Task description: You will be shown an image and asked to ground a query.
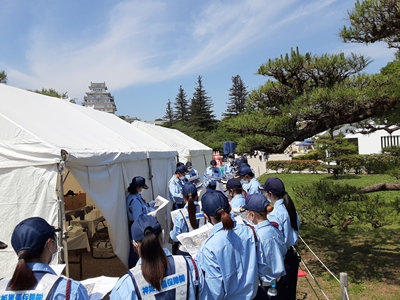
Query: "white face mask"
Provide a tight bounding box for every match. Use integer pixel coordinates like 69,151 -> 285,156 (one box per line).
179,176 -> 185,180
241,179 -> 249,185
228,158 -> 234,163
247,212 -> 255,225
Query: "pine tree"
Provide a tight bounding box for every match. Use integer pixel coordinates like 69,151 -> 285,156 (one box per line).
189,76 -> 216,131
174,85 -> 189,122
163,99 -> 174,126
0,71 -> 7,84
223,75 -> 248,118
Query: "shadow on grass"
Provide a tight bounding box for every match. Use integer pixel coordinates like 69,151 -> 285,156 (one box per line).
319,174 -> 363,181
298,225 -> 400,285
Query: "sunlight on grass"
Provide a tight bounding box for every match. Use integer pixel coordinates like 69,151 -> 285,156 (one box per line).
258,173 -> 400,299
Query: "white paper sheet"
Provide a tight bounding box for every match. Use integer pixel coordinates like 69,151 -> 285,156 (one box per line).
80,276 -> 119,300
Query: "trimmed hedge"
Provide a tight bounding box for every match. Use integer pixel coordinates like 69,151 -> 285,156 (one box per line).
267,160 -> 321,173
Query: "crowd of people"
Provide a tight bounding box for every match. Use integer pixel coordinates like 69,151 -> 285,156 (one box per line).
1,155 -> 300,300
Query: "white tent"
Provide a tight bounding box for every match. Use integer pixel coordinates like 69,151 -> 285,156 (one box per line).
131,120 -> 213,180
0,84 -> 176,277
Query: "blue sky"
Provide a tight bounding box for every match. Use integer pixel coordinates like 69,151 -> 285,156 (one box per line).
0,0 -> 396,121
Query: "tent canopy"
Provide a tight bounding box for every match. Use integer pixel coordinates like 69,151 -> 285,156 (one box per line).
0,84 -> 176,276
131,120 -> 213,178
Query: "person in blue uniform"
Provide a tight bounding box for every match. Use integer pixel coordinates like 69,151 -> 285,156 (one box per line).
168,165 -> 188,210
127,176 -> 152,224
236,165 -> 262,196
195,190 -> 259,299
185,161 -> 200,185
259,177 -> 300,300
224,153 -> 236,179
127,176 -> 153,268
170,182 -> 205,255
110,215 -> 201,300
203,160 -> 222,188
242,193 -> 287,300
0,217 -> 89,300
225,178 -> 245,210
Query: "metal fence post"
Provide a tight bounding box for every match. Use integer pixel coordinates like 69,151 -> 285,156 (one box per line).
340,272 -> 348,300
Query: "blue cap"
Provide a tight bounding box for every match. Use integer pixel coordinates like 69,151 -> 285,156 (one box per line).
259,177 -> 286,197
225,178 -> 242,190
236,165 -> 253,177
235,158 -> 243,167
176,165 -> 188,174
182,182 -> 197,197
11,217 -> 60,253
131,176 -> 149,189
241,156 -> 248,164
185,161 -> 193,168
131,215 -> 162,242
243,193 -> 270,212
201,190 -> 229,217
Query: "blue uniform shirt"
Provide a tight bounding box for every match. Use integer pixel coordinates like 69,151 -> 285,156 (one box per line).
110,249 -> 201,300
126,193 -> 149,222
168,175 -> 184,204
170,202 -> 204,242
268,199 -> 300,248
185,169 -> 200,184
241,177 -> 262,195
26,263 -> 89,300
230,194 -> 246,210
224,163 -> 235,175
203,167 -> 222,187
255,220 -> 287,284
195,221 -> 259,299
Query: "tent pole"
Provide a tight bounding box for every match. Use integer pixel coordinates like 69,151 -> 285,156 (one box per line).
58,167 -> 70,277
58,151 -> 70,278
147,158 -> 155,200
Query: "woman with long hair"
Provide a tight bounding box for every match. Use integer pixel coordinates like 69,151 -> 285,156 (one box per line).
259,177 -> 300,300
110,215 -> 201,300
195,190 -> 259,299
170,182 -> 205,255
0,217 -> 89,299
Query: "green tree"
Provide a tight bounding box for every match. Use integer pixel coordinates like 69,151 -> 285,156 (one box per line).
294,180 -> 400,230
340,0 -> 400,49
163,99 -> 174,126
0,71 -> 7,84
32,88 -> 68,99
223,75 -> 248,118
316,132 -> 358,179
223,47 -> 400,153
189,76 -> 216,131
174,85 -> 189,122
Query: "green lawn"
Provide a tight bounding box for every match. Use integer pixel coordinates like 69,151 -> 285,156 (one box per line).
259,173 -> 400,202
258,173 -> 400,300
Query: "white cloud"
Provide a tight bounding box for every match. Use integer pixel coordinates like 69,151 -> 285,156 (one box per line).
6,0 -> 353,99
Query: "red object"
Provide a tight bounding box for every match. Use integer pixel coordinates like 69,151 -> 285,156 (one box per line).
298,270 -> 307,277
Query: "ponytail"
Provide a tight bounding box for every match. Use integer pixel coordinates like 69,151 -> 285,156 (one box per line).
266,205 -> 274,214
218,208 -> 234,230
140,232 -> 168,291
187,193 -> 199,229
8,250 -> 39,291
283,193 -> 299,231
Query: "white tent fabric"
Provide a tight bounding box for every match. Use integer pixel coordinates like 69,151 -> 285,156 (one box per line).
131,121 -> 213,181
0,84 -> 176,276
